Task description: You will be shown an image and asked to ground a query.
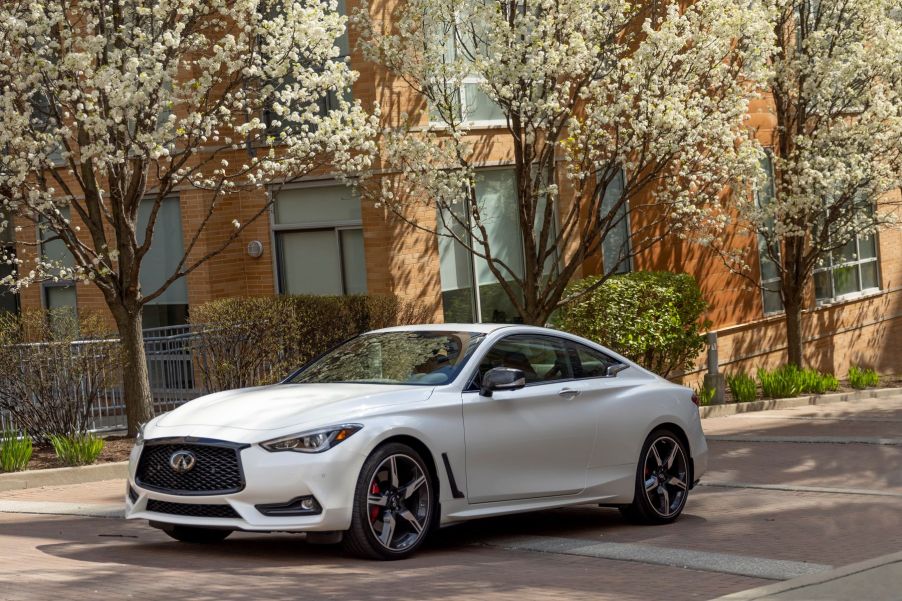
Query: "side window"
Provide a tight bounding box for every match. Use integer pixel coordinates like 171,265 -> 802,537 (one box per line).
568,342 -> 618,379
475,335 -> 573,386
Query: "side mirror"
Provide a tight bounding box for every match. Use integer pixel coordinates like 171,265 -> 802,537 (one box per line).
480,367 -> 526,397
606,363 -> 628,377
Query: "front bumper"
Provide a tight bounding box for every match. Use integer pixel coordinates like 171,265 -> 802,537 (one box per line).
125,439 -> 366,532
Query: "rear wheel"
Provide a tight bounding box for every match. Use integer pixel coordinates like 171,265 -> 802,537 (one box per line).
620,429 -> 690,524
161,525 -> 232,544
343,443 -> 433,560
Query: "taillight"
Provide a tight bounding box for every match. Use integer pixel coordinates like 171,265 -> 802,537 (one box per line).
691,393 -> 700,407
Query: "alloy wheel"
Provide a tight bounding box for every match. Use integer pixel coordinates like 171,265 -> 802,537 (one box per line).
366,454 -> 431,552
642,436 -> 689,518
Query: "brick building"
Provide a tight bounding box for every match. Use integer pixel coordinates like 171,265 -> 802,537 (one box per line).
0,1 -> 899,381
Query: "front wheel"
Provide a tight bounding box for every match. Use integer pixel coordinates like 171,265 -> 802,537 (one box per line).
343,443 -> 434,560
161,525 -> 232,544
620,429 -> 691,525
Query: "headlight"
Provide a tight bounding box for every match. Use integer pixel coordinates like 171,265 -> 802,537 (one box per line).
260,424 -> 362,453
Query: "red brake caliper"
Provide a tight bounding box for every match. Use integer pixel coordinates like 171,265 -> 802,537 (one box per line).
370,482 -> 381,522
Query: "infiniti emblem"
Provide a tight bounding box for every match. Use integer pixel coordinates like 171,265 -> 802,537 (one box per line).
169,450 -> 196,474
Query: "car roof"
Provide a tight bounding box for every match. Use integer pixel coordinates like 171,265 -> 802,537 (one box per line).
368,323 -> 570,336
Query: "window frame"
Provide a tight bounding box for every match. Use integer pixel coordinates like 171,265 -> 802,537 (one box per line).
0,216 -> 19,315
813,232 -> 881,305
755,150 -> 784,315
566,340 -> 622,381
465,333 -> 577,392
270,181 -> 366,296
598,167 -> 633,275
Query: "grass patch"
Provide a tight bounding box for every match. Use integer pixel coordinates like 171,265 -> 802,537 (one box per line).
695,383 -> 716,406
49,432 -> 104,466
848,365 -> 879,389
757,366 -> 802,399
727,372 -> 757,403
0,430 -> 33,472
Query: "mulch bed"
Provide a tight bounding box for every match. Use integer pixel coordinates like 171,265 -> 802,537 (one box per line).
25,436 -> 136,471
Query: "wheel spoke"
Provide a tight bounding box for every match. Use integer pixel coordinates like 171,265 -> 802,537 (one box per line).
650,444 -> 664,467
402,474 -> 427,499
399,509 -> 424,535
660,487 -> 670,515
389,456 -> 399,488
379,512 -> 396,546
667,476 -> 688,490
644,476 -> 658,492
665,442 -> 679,469
367,494 -> 388,507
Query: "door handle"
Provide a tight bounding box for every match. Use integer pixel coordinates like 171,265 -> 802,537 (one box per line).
558,388 -> 580,398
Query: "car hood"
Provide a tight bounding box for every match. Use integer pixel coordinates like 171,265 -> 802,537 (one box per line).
155,383 -> 433,433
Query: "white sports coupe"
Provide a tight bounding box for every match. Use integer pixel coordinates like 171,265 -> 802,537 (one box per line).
126,324 -> 707,559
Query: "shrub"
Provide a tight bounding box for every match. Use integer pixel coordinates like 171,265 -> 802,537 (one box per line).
0,430 -> 32,472
848,365 -> 879,389
0,310 -> 120,441
727,372 -> 757,403
758,366 -> 802,399
694,384 -> 716,406
553,271 -> 710,377
190,294 -> 433,391
49,432 -> 105,466
797,368 -> 840,395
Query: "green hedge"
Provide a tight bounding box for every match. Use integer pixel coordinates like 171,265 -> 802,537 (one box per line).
189,294 -> 433,391
553,271 -> 710,377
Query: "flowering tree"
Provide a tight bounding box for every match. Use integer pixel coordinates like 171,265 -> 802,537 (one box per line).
736,0 -> 902,366
0,0 -> 376,435
356,0 -> 772,325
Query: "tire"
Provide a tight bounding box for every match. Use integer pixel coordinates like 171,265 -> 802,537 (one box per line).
162,525 -> 232,544
343,443 -> 434,560
620,428 -> 691,525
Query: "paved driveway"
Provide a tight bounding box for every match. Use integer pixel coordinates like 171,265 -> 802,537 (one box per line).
0,396 -> 900,600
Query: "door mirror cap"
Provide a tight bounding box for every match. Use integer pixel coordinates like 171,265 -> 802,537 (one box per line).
480,367 -> 526,397
606,363 -> 628,377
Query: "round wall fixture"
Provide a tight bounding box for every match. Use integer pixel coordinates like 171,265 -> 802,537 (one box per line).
247,240 -> 264,258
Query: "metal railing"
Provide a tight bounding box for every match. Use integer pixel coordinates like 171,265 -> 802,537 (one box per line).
1,325 -> 216,434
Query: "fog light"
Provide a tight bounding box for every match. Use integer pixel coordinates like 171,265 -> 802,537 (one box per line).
256,495 -> 322,516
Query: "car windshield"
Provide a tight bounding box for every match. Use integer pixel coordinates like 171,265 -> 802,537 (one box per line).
286,331 -> 484,386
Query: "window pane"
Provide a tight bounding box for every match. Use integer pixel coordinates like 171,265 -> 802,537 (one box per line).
277,230 -> 342,295
463,83 -> 504,122
600,169 -> 631,274
138,197 -> 187,305
0,260 -> 16,315
832,264 -> 860,297
340,228 -> 367,294
142,304 -> 189,330
438,202 -> 477,322
478,335 -> 572,385
45,285 -> 76,312
758,237 -> 780,282
860,260 -> 879,290
0,213 -> 12,244
814,270 -> 833,301
832,238 -> 857,264
570,342 -> 617,379
762,285 -> 783,314
474,169 -> 524,322
335,0 -> 350,56
275,185 -> 361,225
858,235 -> 877,259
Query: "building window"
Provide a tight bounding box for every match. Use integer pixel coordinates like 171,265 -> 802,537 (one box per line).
438,168 -> 552,324
273,184 -> 367,295
0,214 -> 18,315
433,25 -> 505,125
138,197 -> 189,329
262,0 -> 350,131
39,209 -> 77,317
813,234 -> 880,302
598,168 -> 632,275
756,151 -> 784,314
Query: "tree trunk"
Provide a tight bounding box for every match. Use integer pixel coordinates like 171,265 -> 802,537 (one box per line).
113,308 -> 154,437
783,293 -> 804,368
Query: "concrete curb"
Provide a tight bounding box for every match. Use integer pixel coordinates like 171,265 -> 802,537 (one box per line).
710,550 -> 902,600
699,387 -> 902,419
0,461 -> 128,491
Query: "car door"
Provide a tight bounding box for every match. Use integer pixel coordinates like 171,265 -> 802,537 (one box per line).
462,334 -> 598,503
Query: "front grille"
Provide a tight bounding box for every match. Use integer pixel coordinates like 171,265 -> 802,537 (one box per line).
136,441 -> 245,495
146,499 -> 240,519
